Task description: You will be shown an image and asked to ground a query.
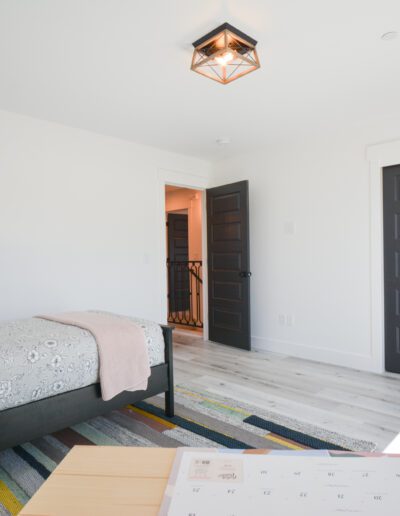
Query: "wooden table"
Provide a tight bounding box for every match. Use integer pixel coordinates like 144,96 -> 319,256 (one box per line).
20,446 -> 177,516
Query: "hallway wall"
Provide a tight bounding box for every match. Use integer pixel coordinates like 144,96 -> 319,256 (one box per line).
165,188 -> 202,261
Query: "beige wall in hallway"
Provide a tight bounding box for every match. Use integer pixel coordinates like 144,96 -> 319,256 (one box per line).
165,187 -> 203,326
165,187 -> 202,261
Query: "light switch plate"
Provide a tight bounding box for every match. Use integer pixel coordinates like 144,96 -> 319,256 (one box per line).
284,221 -> 296,235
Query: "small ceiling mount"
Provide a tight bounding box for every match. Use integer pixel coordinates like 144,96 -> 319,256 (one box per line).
191,22 -> 260,85
381,31 -> 398,41
216,137 -> 231,145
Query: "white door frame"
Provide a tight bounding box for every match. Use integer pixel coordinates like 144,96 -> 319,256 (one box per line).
368,140 -> 400,373
157,168 -> 210,339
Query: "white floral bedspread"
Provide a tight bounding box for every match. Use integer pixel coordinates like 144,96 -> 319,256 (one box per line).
0,312 -> 165,412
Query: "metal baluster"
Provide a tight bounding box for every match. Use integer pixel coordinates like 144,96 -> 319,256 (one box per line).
166,260 -> 203,328
196,264 -> 203,326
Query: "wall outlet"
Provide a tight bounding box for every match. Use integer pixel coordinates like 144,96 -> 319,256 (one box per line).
278,314 -> 295,326
278,314 -> 286,325
286,314 -> 295,326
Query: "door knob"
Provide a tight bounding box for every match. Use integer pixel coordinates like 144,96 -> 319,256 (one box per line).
239,271 -> 252,278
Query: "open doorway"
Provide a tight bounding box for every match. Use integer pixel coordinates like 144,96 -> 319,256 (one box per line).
165,185 -> 204,335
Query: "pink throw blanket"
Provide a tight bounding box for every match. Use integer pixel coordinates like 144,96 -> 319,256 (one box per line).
37,312 -> 150,401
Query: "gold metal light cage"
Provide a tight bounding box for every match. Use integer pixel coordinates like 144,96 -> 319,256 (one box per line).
191,22 -> 260,84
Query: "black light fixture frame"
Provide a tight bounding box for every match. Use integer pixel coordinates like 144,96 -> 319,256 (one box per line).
192,22 -> 257,49
191,22 -> 260,84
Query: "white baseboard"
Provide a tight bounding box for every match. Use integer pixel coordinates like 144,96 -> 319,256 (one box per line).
251,336 -> 380,373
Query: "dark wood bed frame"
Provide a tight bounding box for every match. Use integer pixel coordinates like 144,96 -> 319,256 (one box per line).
0,325 -> 174,451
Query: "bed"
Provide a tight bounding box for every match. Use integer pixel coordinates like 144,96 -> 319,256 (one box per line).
0,314 -> 174,451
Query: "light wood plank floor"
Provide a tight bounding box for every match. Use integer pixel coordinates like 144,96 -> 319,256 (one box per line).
173,331 -> 400,451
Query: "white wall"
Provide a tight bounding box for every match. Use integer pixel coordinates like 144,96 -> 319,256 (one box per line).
0,110 -> 212,322
1,108 -> 397,373
213,136 -> 377,372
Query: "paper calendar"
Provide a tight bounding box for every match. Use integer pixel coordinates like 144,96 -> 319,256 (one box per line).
159,448 -> 400,515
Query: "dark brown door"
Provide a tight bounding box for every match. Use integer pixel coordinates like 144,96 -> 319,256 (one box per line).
207,181 -> 251,350
383,165 -> 400,373
167,213 -> 190,313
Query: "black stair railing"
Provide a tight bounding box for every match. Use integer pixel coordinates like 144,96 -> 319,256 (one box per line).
167,260 -> 203,328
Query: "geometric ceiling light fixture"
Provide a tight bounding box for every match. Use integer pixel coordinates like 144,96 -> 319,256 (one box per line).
191,22 -> 260,84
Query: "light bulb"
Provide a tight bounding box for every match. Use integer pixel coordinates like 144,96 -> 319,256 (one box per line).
215,51 -> 234,66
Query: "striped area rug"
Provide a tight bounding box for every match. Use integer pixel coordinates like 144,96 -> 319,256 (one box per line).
0,385 -> 375,515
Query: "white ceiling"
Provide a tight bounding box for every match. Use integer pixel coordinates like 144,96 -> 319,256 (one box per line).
0,0 -> 400,159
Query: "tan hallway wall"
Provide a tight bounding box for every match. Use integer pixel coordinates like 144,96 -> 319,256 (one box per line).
165,187 -> 203,326
165,188 -> 202,261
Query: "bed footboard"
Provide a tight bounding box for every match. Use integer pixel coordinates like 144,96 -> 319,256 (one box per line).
0,324 -> 174,451
161,324 -> 174,418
